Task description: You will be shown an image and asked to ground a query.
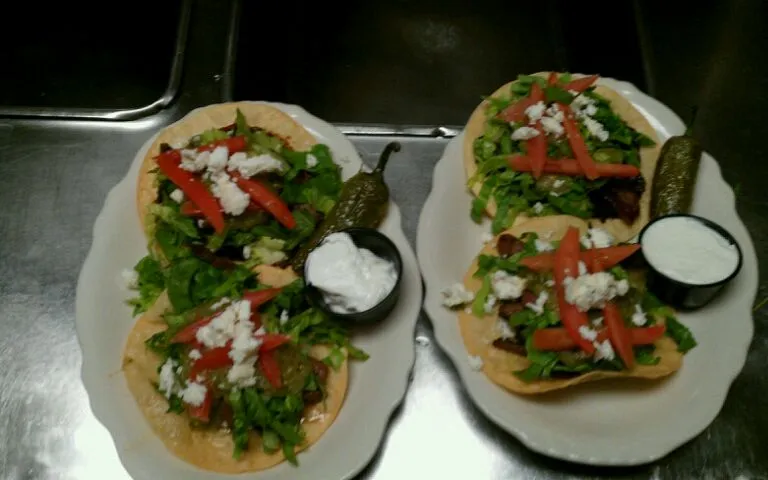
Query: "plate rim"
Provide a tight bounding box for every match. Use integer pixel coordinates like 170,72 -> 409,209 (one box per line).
416,76 -> 758,466
75,101 -> 421,479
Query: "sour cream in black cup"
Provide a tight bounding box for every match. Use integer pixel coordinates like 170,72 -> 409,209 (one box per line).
638,214 -> 743,310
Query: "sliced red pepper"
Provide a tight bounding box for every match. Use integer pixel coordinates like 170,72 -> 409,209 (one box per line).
180,200 -> 262,217
520,245 -> 640,272
547,72 -> 558,85
526,123 -> 547,179
562,75 -> 599,92
172,290 -> 280,345
230,173 -> 296,229
196,135 -> 248,154
242,288 -> 282,308
155,150 -> 226,233
532,325 -> 666,351
559,104 -> 600,180
603,302 -> 634,368
257,333 -> 292,352
498,82 -> 545,123
554,227 -> 595,354
258,349 -> 282,389
186,387 -> 213,423
172,314 -> 217,344
189,344 -> 233,378
508,155 -> 640,178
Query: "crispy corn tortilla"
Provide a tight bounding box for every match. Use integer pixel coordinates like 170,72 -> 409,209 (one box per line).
122,266 -> 348,473
137,102 -> 318,236
458,216 -> 682,394
463,72 -> 661,242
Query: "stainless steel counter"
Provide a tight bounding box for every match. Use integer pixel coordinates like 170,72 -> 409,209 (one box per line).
1,0 -> 766,479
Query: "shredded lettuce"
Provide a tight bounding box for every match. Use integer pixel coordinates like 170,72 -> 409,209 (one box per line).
127,256 -> 166,315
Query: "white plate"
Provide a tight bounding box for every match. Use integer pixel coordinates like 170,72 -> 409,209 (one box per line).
417,78 -> 758,465
76,102 -> 422,480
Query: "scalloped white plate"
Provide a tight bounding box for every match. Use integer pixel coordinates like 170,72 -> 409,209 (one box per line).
76,102 -> 421,479
417,77 -> 758,465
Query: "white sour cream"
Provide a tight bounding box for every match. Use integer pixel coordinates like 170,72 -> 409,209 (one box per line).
642,217 -> 739,285
306,232 -> 398,314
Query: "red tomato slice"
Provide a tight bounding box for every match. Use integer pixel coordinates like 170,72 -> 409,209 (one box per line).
242,288 -> 282,309
602,302 -> 634,368
230,174 -> 296,229
554,227 -> 595,354
547,72 -> 559,85
186,387 -> 213,422
527,123 -> 547,178
257,334 -> 292,352
155,150 -> 226,233
520,245 -> 641,272
559,104 -> 600,180
258,349 -> 282,389
562,75 -> 599,92
189,344 -> 233,378
196,135 -> 248,153
532,325 -> 666,351
498,81 -> 546,123
508,155 -> 640,178
172,315 -> 216,344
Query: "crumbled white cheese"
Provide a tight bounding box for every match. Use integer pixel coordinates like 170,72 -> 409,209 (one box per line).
189,349 -> 202,361
179,149 -> 209,172
492,271 -> 527,300
582,116 -> 609,142
121,268 -> 138,289
549,191 -> 560,197
207,146 -> 229,173
197,219 -> 206,228
306,154 -> 319,168
468,355 -> 484,371
565,272 -> 630,312
210,297 -> 231,311
540,116 -> 564,136
568,89 -> 580,96
581,227 -> 615,249
525,291 -> 549,314
242,245 -> 252,260
484,294 -> 498,313
571,93 -> 595,110
171,138 -> 189,150
227,362 -> 258,387
545,104 -> 565,122
228,152 -> 285,178
589,227 -> 615,248
158,359 -> 177,398
545,279 -> 555,287
594,339 -> 616,361
578,261 -> 588,276
532,202 -> 544,214
592,316 -> 604,327
578,325 -> 598,341
169,188 -> 185,204
442,283 -> 475,308
210,173 -> 250,216
179,380 -> 207,407
553,179 -> 565,189
280,310 -> 290,325
631,304 -> 647,326
196,304 -> 237,348
481,232 -> 494,244
525,101 -> 546,124
496,319 -> 516,339
511,126 -> 540,141
535,239 -> 554,252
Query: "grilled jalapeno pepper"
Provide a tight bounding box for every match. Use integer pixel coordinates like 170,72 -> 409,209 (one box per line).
651,110 -> 703,217
291,142 -> 401,271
